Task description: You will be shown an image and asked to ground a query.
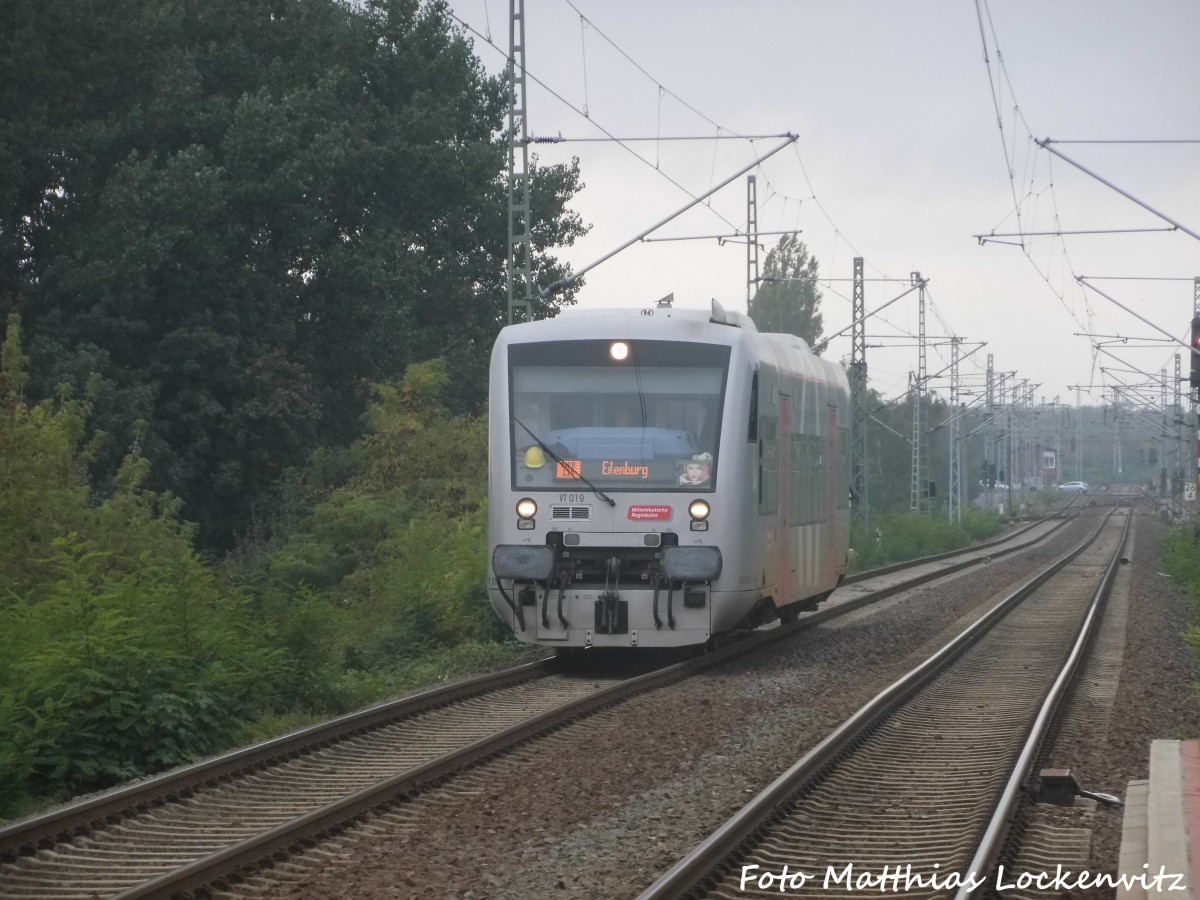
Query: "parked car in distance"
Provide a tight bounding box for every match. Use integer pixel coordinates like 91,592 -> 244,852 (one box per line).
1059,481 -> 1089,494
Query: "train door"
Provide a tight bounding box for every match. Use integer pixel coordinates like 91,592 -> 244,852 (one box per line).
777,389 -> 792,603
827,406 -> 844,583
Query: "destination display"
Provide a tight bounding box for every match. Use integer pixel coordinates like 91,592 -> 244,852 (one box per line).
552,458 -> 686,487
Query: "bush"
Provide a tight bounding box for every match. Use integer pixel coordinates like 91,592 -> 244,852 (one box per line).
232,359 -> 500,712
962,509 -> 1004,541
850,509 -> 1004,572
0,333 -> 514,817
1159,526 -> 1200,664
0,318 -> 293,816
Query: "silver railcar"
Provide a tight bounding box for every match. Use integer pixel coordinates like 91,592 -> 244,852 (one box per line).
487,300 -> 850,649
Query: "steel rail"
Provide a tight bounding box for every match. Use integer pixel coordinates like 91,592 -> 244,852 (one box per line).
1,500 -> 1084,897
110,512 -> 1083,899
954,508 -> 1132,897
637,507 -> 1117,899
0,659 -> 553,857
111,587 -> 937,900
1,499 -> 1073,860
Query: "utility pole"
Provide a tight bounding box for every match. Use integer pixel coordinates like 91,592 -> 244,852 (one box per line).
850,257 -> 869,528
746,176 -> 759,315
505,0 -> 533,325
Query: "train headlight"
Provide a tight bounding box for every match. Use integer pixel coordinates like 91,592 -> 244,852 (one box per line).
610,341 -> 629,361
516,498 -> 538,519
688,500 -> 710,521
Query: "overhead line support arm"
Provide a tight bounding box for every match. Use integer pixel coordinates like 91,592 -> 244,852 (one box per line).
540,134 -> 798,299
1036,138 -> 1200,242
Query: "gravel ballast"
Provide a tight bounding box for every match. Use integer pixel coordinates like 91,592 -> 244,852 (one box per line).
263,509 -> 1199,899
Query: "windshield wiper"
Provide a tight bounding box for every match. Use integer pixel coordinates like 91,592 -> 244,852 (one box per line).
512,416 -> 616,507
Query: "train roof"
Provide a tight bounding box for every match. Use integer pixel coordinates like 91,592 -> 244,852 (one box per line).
496,300 -> 754,343
494,300 -> 846,391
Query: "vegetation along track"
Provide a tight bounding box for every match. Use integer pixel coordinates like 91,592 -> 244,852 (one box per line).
640,505 -> 1128,900
0,503 -> 1082,899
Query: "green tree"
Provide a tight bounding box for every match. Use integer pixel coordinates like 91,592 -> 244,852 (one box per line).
0,0 -> 586,547
249,360 -> 496,674
749,234 -> 824,345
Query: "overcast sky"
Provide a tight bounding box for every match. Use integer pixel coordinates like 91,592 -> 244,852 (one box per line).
448,0 -> 1200,409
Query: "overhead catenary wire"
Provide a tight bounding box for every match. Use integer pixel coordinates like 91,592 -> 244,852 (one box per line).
554,0 -> 849,246
444,9 -> 746,233
559,0 -> 728,134
974,0 -> 1025,244
459,2 -> 942,401
562,3 -> 917,313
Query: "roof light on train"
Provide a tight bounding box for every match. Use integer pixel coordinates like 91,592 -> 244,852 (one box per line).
609,341 -> 629,361
516,498 -> 538,519
688,500 -> 710,521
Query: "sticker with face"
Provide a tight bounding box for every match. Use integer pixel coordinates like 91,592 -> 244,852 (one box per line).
678,454 -> 711,485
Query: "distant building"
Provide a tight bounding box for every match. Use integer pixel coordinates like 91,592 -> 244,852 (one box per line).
1040,446 -> 1057,487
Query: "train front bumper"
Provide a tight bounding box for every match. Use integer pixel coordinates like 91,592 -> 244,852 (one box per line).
490,543 -> 749,648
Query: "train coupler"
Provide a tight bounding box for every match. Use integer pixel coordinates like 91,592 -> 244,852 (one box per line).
595,591 -> 628,634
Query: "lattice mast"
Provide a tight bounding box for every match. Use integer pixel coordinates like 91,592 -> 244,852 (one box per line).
850,257 -> 869,527
984,354 -> 995,485
909,274 -> 928,514
999,373 -> 1011,512
1162,367 -> 1170,495
746,176 -> 759,314
1112,387 -> 1123,475
1076,387 -> 1083,482
949,337 -> 962,524
1194,277 -> 1200,497
1176,353 -> 1183,495
505,0 -> 533,324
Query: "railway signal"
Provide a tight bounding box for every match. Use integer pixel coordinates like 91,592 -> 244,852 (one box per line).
1190,315 -> 1200,388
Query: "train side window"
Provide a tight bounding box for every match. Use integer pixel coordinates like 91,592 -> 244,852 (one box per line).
748,370 -> 758,442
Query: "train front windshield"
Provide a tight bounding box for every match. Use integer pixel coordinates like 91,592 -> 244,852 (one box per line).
509,339 -> 730,492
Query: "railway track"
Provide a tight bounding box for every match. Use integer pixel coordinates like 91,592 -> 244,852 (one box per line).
638,506 -> 1129,900
0,502 -> 1084,899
